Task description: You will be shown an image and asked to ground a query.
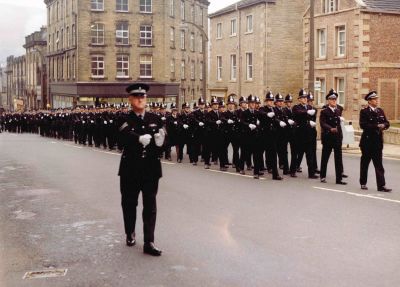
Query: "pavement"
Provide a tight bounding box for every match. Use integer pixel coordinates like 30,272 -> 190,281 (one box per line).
1,132 -> 400,287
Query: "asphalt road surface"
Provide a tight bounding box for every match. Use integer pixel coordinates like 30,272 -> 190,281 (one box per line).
1,133 -> 399,287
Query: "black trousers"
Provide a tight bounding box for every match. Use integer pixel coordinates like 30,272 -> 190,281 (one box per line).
359,148 -> 386,189
265,138 -> 280,178
320,142 -> 343,182
120,176 -> 159,243
293,139 -> 315,177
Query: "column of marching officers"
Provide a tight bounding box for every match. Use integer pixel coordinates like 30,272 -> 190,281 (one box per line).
0,88 -> 392,192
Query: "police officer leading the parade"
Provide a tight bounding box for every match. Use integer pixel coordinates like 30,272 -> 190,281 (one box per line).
118,83 -> 165,256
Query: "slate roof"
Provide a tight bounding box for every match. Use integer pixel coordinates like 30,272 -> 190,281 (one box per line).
209,0 -> 276,18
359,0 -> 400,12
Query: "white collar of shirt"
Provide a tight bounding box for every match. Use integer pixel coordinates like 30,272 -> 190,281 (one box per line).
329,106 -> 336,113
135,111 -> 145,118
369,105 -> 376,112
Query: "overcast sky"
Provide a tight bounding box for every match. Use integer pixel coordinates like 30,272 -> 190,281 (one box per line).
0,0 -> 238,64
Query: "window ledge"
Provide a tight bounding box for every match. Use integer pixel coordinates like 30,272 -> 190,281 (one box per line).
116,77 -> 132,80
315,57 -> 327,61
138,77 -> 154,80
90,76 -> 106,80
138,45 -> 155,48
139,12 -> 153,15
115,11 -> 132,14
334,55 -> 347,59
116,44 -> 132,47
89,44 -> 106,47
244,31 -> 253,35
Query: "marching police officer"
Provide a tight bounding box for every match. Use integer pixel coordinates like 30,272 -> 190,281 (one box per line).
319,90 -> 347,185
118,83 -> 165,256
359,91 -> 392,192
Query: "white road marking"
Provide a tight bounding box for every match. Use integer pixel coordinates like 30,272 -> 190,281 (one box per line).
207,168 -> 267,180
313,186 -> 400,205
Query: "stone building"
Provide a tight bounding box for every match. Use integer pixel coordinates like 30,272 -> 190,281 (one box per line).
23,27 -> 48,110
304,0 -> 400,121
5,55 -> 26,111
44,0 -> 209,108
208,0 -> 305,101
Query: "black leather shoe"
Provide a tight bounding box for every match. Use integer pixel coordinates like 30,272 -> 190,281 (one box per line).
290,173 -> 297,178
342,174 -> 348,178
253,175 -> 259,179
258,172 -> 264,176
309,175 -> 319,179
378,187 -> 392,192
361,185 -> 368,190
126,234 -> 136,247
143,242 -> 162,256
192,162 -> 197,166
177,159 -> 182,163
336,181 -> 347,185
247,167 -> 253,171
273,176 -> 283,181
220,167 -> 228,172
240,170 -> 245,175
296,167 -> 302,173
320,178 -> 326,183
315,169 -> 321,174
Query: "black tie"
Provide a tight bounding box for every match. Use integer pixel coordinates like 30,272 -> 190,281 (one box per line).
138,114 -> 143,120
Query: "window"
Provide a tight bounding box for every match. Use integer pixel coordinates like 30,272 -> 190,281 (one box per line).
217,56 -> 222,81
180,30 -> 186,50
170,27 -> 175,48
170,58 -> 175,79
190,61 -> 195,80
72,55 -> 76,79
336,25 -> 346,57
66,26 -> 70,48
72,24 -> 76,46
56,31 -> 59,50
316,77 -> 326,105
91,55 -> 104,78
181,1 -> 185,20
190,33 -> 195,52
199,62 -> 203,80
116,22 -> 129,45
169,0 -> 174,17
216,23 -> 222,39
322,0 -> 338,13
317,28 -> 326,58
191,5 -> 195,22
116,0 -> 128,12
181,60 -> 185,79
200,7 -> 204,26
61,29 -> 64,49
230,54 -> 237,81
335,77 -> 345,105
91,23 -> 104,45
246,15 -> 253,33
230,19 -> 237,36
116,55 -> 129,78
140,25 -> 152,46
246,53 -> 253,80
199,35 -> 203,53
91,0 -> 104,11
140,0 -> 152,13
140,55 -> 152,78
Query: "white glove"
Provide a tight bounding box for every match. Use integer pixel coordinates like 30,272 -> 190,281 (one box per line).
104,121 -> 107,125
91,120 -> 94,124
110,120 -> 113,123
280,121 -> 287,128
174,121 -> 178,125
216,120 -> 222,125
227,119 -> 234,124
183,124 -> 189,129
249,124 -> 256,130
288,119 -> 295,126
161,117 -> 166,121
139,134 -> 152,147
82,121 -> 86,124
267,112 -> 275,118
199,122 -> 204,127
309,120 -> 316,128
340,117 -> 345,122
307,109 -> 316,116
154,129 -> 165,147
256,119 -> 260,126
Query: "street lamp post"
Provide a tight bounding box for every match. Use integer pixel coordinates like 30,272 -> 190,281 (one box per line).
181,20 -> 208,102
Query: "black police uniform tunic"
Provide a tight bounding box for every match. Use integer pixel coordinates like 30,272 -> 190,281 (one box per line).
118,111 -> 163,243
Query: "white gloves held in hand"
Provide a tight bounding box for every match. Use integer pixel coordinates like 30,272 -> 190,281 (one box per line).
307,109 -> 316,116
309,120 -> 317,128
139,134 -> 152,147
249,124 -> 257,131
183,124 -> 189,129
154,129 -> 165,147
267,112 -> 275,118
216,120 -> 222,125
340,117 -> 345,122
280,121 -> 287,128
199,122 -> 204,127
227,119 -> 234,124
288,119 -> 295,126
